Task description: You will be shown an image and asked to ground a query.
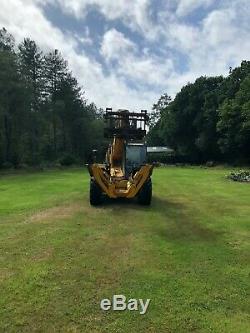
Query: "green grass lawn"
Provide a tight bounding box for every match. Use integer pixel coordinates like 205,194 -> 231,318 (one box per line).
0,167 -> 249,333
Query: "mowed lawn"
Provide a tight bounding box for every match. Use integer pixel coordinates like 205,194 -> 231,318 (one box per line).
0,167 -> 249,333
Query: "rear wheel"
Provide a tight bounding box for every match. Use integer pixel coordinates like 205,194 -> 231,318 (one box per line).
90,179 -> 103,206
138,178 -> 152,205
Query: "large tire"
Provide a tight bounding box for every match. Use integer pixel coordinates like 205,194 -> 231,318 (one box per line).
137,178 -> 152,205
90,179 -> 103,206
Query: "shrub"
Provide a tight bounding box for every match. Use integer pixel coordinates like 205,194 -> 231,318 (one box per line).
58,154 -> 78,166
227,170 -> 250,182
1,162 -> 14,169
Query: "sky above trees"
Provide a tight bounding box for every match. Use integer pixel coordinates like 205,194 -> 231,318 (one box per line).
0,0 -> 249,110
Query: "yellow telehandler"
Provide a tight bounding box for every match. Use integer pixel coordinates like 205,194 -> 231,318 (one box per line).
87,108 -> 154,205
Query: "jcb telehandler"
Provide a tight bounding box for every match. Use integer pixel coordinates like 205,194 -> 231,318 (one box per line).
87,108 -> 154,206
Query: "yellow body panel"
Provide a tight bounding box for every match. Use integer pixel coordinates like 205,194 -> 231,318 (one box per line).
90,164 -> 153,198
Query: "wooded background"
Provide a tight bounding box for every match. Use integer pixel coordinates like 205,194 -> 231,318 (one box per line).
0,27 -> 249,167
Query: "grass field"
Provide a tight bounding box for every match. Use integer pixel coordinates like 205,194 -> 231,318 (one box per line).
0,167 -> 249,333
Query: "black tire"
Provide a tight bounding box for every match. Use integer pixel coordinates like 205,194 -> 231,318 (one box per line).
90,179 -> 103,206
137,178 -> 152,205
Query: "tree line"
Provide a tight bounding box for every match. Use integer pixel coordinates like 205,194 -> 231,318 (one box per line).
0,28 -> 106,168
1,27 -> 249,168
148,61 -> 250,164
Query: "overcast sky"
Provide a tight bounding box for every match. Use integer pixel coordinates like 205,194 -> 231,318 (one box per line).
1,0 -> 250,111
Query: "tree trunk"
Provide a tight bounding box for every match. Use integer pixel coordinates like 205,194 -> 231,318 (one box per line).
4,114 -> 11,162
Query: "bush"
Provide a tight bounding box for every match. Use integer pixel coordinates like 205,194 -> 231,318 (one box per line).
58,154 -> 78,166
227,170 -> 250,182
13,163 -> 29,170
206,161 -> 215,167
1,162 -> 14,169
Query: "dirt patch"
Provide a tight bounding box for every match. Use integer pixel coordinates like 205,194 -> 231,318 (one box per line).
0,268 -> 14,282
31,246 -> 54,261
26,202 -> 84,223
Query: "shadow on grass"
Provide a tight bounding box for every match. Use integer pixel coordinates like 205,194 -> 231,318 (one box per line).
100,194 -> 181,211
99,195 -> 222,242
152,196 -> 222,242
101,196 -> 149,209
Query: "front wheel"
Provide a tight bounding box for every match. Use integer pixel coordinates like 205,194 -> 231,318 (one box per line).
90,179 -> 103,206
137,178 -> 152,205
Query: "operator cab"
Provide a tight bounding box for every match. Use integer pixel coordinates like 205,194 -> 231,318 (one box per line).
125,143 -> 147,176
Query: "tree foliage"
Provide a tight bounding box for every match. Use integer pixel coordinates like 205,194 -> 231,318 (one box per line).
148,61 -> 250,163
0,28 -> 104,168
1,27 -> 249,168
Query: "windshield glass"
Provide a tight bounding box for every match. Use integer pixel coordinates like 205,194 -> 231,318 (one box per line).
126,145 -> 146,166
